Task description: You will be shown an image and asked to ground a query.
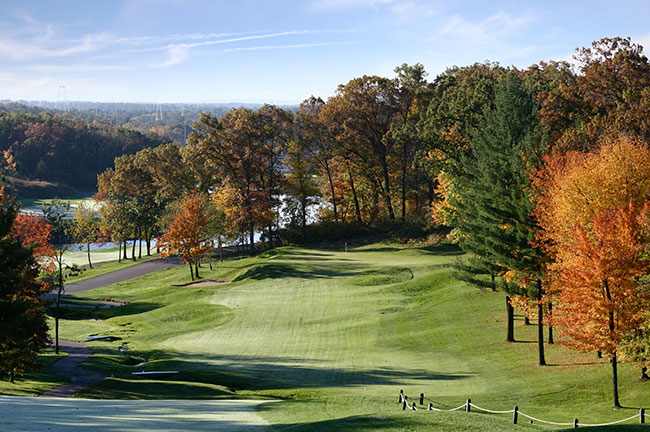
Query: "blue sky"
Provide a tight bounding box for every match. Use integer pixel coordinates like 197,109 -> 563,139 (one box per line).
2,0 -> 649,104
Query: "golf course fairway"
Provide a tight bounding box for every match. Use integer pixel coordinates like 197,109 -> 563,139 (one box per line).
2,244 -> 648,431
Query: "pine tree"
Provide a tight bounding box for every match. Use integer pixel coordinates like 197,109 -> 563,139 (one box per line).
453,73 -> 548,364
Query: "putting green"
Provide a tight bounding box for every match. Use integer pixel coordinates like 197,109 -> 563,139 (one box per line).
0,396 -> 272,431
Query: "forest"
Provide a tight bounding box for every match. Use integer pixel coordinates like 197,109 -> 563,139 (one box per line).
0,110 -> 169,190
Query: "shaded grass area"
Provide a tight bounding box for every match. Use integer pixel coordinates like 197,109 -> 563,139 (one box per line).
0,348 -> 68,396
22,244 -> 650,431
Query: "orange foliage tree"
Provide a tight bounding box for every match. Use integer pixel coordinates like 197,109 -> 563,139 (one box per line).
10,213 -> 55,272
552,204 -> 650,407
157,193 -> 212,280
533,137 -> 650,407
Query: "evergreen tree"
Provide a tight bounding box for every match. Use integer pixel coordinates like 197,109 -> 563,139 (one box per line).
0,188 -> 49,382
453,73 -> 548,365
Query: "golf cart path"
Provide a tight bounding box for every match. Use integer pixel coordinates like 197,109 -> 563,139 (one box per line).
38,340 -> 103,398
0,396 -> 273,431
63,256 -> 182,295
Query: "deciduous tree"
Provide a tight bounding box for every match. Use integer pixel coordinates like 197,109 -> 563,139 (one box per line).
0,188 -> 49,382
157,193 -> 212,280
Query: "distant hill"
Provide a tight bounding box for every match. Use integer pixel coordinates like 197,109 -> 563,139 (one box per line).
0,100 -> 298,145
0,107 -> 169,195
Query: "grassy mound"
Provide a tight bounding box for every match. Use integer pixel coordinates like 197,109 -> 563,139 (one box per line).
349,266 -> 413,286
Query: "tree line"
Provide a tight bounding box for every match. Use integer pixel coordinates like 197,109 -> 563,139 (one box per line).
0,110 -> 169,189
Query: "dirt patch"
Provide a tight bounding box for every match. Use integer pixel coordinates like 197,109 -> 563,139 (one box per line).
180,280 -> 230,287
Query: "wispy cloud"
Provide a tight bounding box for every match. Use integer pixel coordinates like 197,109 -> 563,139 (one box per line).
222,41 -> 355,53
27,64 -> 129,73
311,0 -> 395,10
439,11 -> 535,42
150,29 -> 349,67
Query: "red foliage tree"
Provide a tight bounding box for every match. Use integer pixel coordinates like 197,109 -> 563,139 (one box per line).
157,193 -> 212,280
10,213 -> 55,272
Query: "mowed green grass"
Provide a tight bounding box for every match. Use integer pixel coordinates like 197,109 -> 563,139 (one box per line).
12,244 -> 650,431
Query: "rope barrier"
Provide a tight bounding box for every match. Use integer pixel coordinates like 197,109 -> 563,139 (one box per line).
517,411 -> 575,426
399,390 -> 645,427
577,413 -> 640,427
469,403 -> 514,414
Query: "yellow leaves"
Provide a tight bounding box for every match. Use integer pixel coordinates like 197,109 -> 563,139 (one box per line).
534,136 -> 650,355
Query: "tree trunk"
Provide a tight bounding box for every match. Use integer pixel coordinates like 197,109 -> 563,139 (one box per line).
381,161 -> 395,220
86,244 -> 93,269
524,313 -> 531,326
123,240 -> 128,260
9,370 -> 14,384
219,237 -> 223,262
249,222 -> 255,255
301,198 -> 307,244
268,225 -> 273,249
612,351 -> 621,408
325,165 -> 338,222
547,302 -> 554,344
506,295 -> 515,342
55,258 -> 64,354
347,164 -> 362,223
195,262 -> 200,279
146,234 -> 151,256
401,141 -> 408,222
118,242 -> 122,263
189,262 -> 194,281
604,279 -> 620,407
641,366 -> 649,380
138,227 -> 142,259
427,179 -> 434,206
537,279 -> 546,366
131,236 -> 136,261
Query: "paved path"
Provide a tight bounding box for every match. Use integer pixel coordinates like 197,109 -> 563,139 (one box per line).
39,341 -> 104,398
48,256 -> 182,298
0,397 -> 273,431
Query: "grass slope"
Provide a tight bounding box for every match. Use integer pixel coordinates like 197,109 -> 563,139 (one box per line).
9,244 -> 649,431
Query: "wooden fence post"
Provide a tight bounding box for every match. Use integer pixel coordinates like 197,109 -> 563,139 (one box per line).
412,402 -> 417,410
402,399 -> 407,410
420,393 -> 424,405
398,389 -> 403,403
573,418 -> 579,428
428,403 -> 433,411
466,399 -> 471,412
513,406 -> 518,424
641,408 -> 645,424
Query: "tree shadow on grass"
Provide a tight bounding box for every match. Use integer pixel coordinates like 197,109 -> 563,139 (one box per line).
260,414 -> 409,432
233,262 -> 364,281
419,244 -> 465,255
47,301 -> 161,322
87,349 -> 473,395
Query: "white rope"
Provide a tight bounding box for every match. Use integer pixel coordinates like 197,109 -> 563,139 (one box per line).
518,411 -> 575,426
448,404 -> 467,412
579,413 -> 640,427
469,403 -> 513,414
